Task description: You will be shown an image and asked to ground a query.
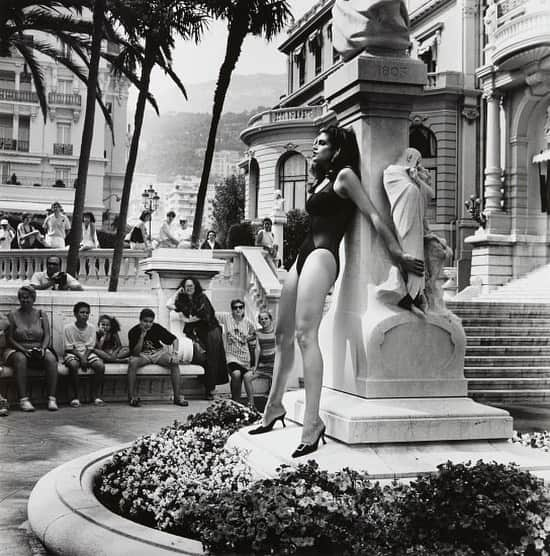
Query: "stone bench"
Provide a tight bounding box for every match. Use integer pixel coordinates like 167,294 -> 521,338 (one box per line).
0,290 -> 206,404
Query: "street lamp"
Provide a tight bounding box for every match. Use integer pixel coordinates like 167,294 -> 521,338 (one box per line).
464,195 -> 487,228
142,184 -> 160,239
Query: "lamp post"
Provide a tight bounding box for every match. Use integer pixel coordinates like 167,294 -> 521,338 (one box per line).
141,184 -> 160,240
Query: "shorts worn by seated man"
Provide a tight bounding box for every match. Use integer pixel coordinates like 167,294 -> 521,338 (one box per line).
128,322 -> 177,366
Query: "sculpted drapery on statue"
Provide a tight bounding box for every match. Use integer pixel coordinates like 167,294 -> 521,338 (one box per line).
332,0 -> 411,60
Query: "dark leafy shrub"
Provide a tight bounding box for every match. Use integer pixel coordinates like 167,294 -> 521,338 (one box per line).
226,221 -> 255,248
283,209 -> 310,270
389,460 -> 550,556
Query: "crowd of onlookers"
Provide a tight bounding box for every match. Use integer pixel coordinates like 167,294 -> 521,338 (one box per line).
0,205 -> 274,256
0,274 -> 275,416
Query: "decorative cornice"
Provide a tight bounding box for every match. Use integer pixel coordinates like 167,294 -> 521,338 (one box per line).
410,0 -> 455,26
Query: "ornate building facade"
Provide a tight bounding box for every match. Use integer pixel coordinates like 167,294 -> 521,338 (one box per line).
240,0 -> 550,291
0,36 -> 128,224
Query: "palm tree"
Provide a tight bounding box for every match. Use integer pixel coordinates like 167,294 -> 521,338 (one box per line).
190,0 -> 292,247
107,0 -> 208,292
66,0 -> 106,276
0,1 -> 112,123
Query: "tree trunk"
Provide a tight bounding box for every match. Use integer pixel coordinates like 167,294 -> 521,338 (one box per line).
191,27 -> 246,247
108,46 -> 154,292
67,0 -> 105,276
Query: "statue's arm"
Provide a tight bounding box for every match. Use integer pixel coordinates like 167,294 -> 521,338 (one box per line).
334,168 -> 424,276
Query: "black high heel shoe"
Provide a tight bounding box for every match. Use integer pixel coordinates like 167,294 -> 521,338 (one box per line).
248,413 -> 286,435
291,425 -> 326,458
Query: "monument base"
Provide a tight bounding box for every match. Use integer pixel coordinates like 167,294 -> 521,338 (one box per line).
228,422 -> 550,482
282,388 -> 512,444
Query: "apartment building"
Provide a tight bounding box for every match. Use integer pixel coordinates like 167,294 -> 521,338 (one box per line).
0,36 -> 128,224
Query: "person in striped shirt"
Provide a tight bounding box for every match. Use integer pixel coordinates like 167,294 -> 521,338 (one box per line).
254,311 -> 275,390
217,299 -> 256,407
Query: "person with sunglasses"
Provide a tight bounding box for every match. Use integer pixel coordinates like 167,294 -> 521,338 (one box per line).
217,300 -> 256,408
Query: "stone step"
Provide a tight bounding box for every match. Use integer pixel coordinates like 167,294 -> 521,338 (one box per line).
465,355 -> 550,367
465,367 -> 550,378
468,378 -> 550,390
466,336 -> 550,346
470,390 -> 550,403
466,346 -> 550,356
464,326 -> 550,336
460,318 -> 550,327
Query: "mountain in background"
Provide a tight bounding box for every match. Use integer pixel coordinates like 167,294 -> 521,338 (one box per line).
153,72 -> 286,114
136,73 -> 285,180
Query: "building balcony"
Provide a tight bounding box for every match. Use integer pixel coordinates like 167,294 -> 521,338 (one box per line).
53,143 -> 73,156
0,88 -> 38,103
48,92 -> 82,106
489,0 -> 550,68
425,71 -> 465,92
0,183 -> 75,213
0,138 -> 29,152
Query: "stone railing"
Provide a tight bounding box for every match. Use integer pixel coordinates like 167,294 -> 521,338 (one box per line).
247,105 -> 326,127
48,92 -> 82,106
0,249 -> 149,290
237,247 -> 282,321
0,88 -> 38,103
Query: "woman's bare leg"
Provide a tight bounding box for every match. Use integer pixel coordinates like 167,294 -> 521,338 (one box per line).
262,265 -> 299,424
294,250 -> 337,444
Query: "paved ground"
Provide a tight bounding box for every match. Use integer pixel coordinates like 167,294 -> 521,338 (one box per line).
1,401 -> 549,555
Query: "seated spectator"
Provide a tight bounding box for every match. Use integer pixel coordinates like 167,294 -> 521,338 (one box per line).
63,301 -> 105,407
93,315 -> 130,363
200,230 -> 222,250
80,211 -> 99,250
254,310 -> 275,389
168,277 -> 228,400
26,255 -> 83,291
158,211 -> 179,248
43,202 -> 70,248
127,308 -> 188,408
176,219 -> 192,248
0,218 -> 15,251
217,299 -> 256,408
128,210 -> 151,250
17,213 -> 44,249
255,218 -> 279,263
4,286 -> 58,412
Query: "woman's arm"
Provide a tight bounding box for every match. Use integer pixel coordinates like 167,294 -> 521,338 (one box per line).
335,168 -> 424,276
40,311 -> 50,353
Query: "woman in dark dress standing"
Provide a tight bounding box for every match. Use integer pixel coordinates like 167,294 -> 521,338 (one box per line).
248,125 -> 425,458
170,277 -> 227,399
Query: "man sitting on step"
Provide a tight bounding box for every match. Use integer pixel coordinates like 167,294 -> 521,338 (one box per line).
127,308 -> 188,408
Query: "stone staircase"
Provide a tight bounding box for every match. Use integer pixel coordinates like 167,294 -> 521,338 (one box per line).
448,263 -> 550,403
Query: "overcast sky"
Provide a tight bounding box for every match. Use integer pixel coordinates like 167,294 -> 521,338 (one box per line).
130,1 -> 315,113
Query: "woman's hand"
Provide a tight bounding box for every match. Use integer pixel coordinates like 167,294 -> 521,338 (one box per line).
399,253 -> 424,276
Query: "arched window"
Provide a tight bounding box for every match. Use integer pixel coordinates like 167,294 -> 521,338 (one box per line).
248,158 -> 260,219
278,152 -> 308,211
409,125 -> 437,158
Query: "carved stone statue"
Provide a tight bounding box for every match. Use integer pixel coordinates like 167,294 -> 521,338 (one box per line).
424,233 -> 452,313
332,0 -> 411,61
483,0 -> 498,39
273,189 -> 285,215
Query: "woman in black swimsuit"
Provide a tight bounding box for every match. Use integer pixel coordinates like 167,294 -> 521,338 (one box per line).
249,125 -> 424,457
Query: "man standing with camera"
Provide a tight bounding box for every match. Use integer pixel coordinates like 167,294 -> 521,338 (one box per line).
26,255 -> 83,291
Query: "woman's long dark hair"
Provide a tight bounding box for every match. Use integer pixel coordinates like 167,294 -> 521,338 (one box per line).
98,314 -> 121,334
310,125 -> 361,189
174,277 -> 204,314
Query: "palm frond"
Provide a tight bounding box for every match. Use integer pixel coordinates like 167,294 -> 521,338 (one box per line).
14,42 -> 48,121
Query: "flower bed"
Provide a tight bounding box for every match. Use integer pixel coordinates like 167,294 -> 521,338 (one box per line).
96,401 -> 550,555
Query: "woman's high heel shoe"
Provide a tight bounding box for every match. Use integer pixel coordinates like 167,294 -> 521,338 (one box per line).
248,413 -> 286,435
291,425 -> 326,458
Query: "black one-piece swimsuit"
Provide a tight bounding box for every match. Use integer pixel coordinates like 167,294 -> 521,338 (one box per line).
295,176 -> 356,277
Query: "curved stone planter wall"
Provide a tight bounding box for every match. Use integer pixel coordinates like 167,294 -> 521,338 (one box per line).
28,445 -> 205,556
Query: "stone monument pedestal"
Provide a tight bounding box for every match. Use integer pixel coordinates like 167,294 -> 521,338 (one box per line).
228,53 -> 538,478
